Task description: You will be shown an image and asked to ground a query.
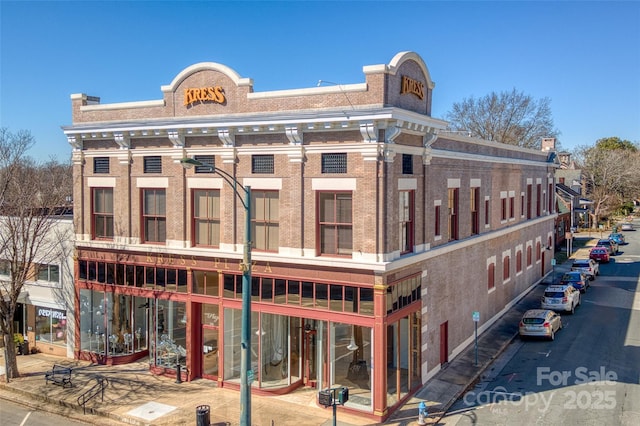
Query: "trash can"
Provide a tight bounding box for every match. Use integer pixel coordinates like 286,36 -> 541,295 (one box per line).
196,405 -> 210,426
21,341 -> 29,355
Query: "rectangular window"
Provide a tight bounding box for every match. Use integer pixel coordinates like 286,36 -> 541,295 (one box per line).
318,192 -> 352,255
193,189 -> 220,246
142,189 -> 166,243
321,153 -> 347,174
503,256 -> 510,281
484,199 -> 490,226
471,188 -> 479,235
527,184 -> 532,219
93,157 -> 110,174
516,251 -> 523,273
251,155 -> 274,174
194,155 -> 215,174
548,183 -> 554,213
536,184 -> 542,216
252,190 -> 279,251
402,154 -> 413,175
501,197 -> 507,221
36,264 -> 59,283
509,196 -> 515,219
399,191 -> 414,253
448,188 -> 459,241
487,263 -> 495,290
521,194 -> 525,218
92,188 -> 114,239
143,156 -> 162,174
434,205 -> 441,237
35,306 -> 66,346
0,260 -> 10,276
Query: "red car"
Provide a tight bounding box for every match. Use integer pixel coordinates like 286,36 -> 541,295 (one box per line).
589,246 -> 610,263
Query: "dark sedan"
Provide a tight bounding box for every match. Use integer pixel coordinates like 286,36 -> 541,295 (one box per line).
560,271 -> 590,293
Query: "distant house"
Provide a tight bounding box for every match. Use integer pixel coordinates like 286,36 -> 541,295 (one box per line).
0,213 -> 75,358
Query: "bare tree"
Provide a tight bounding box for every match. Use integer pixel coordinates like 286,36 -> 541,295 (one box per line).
0,128 -> 73,381
574,137 -> 640,227
446,88 -> 559,149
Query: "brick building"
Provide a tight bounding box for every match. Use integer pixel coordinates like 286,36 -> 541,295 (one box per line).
62,51 -> 556,421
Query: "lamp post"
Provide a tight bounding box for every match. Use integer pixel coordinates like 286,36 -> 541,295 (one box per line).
180,157 -> 252,426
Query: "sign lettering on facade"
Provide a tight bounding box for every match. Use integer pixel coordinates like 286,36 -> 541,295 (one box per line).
400,75 -> 424,100
184,86 -> 226,107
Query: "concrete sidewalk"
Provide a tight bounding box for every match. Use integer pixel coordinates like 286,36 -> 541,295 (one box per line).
0,254 -> 582,426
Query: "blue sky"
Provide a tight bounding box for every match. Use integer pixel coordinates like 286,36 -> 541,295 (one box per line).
1,1 -> 639,161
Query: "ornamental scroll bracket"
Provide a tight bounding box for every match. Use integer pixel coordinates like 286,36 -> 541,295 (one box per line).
67,135 -> 82,151
359,121 -> 378,144
167,131 -> 184,148
114,133 -> 130,150
218,128 -> 235,147
285,126 -> 303,145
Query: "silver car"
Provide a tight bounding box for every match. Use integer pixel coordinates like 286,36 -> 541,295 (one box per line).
519,309 -> 563,340
571,258 -> 599,280
541,285 -> 580,314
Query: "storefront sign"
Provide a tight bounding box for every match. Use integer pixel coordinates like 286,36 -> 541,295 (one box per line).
400,75 -> 424,100
37,307 -> 66,320
184,86 -> 226,106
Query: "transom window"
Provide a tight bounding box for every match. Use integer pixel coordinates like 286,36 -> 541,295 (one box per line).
93,157 -> 110,174
143,156 -> 162,174
321,153 -> 347,174
142,189 -> 166,243
194,155 -> 215,174
402,154 -> 413,175
318,192 -> 352,255
251,155 -> 274,174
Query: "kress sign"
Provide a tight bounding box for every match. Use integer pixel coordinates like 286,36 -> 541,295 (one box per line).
183,86 -> 226,106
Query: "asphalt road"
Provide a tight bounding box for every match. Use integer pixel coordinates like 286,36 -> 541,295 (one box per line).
443,222 -> 640,426
0,398 -> 95,426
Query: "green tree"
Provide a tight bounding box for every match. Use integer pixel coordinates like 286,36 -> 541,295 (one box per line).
445,88 -> 559,149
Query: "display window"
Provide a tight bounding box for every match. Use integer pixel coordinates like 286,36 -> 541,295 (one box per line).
35,306 -> 67,346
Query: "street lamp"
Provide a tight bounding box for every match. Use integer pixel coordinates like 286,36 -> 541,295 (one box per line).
180,157 -> 252,426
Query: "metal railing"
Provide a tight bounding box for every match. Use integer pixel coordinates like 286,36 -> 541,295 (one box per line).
77,376 -> 107,414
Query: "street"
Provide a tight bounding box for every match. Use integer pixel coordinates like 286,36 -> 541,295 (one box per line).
0,398 -> 97,426
443,223 -> 640,425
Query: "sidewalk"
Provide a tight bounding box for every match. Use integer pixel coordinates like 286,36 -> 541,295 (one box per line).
0,255 -> 582,426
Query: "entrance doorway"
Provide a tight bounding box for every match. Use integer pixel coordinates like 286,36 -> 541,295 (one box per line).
303,320 -> 317,387
440,321 -> 448,365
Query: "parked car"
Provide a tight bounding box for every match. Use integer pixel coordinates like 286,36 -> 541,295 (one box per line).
597,238 -> 619,255
519,309 -> 563,340
608,233 -> 626,245
560,271 -> 590,293
589,246 -> 610,263
621,223 -> 634,231
541,284 -> 580,314
571,258 -> 599,280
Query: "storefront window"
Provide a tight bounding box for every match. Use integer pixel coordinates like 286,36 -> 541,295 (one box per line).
258,313 -> 289,389
331,322 -> 372,411
79,289 -> 148,356
35,306 -> 66,346
154,299 -> 187,369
